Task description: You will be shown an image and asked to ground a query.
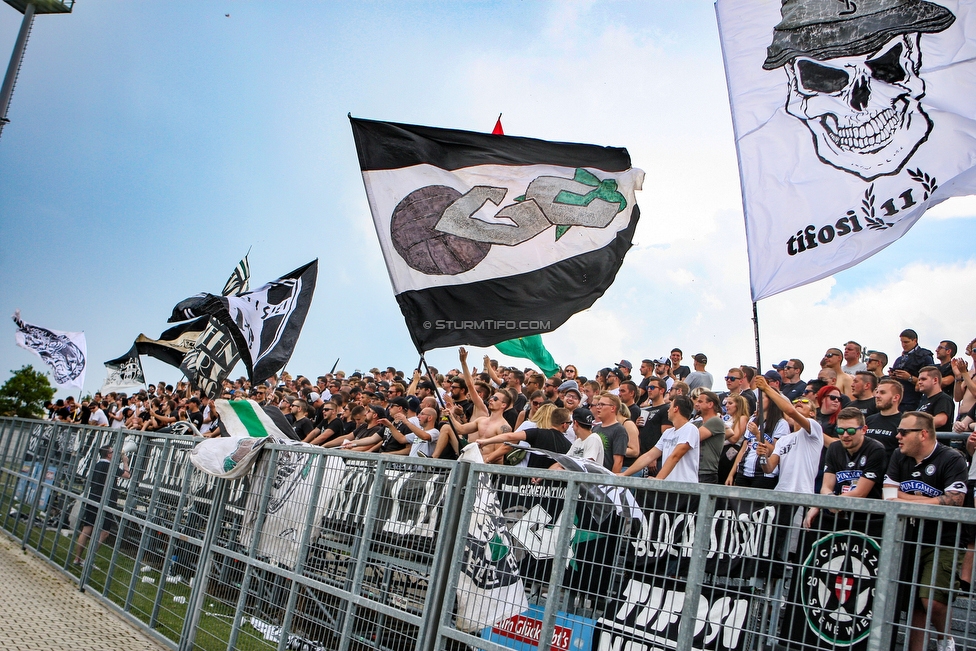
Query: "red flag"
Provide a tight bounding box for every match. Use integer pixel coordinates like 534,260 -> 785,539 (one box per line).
491,114 -> 503,135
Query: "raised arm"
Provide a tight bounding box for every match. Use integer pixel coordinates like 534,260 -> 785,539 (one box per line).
756,376 -> 810,432
483,355 -> 503,387
460,348 -> 487,416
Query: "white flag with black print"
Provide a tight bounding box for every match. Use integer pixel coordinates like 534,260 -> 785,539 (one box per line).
716,0 -> 976,301
169,260 -> 317,384
350,117 -> 644,352
12,310 -> 87,389
101,344 -> 146,393
181,255 -> 251,399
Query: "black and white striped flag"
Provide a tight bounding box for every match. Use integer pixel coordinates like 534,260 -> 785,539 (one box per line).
170,260 -> 317,384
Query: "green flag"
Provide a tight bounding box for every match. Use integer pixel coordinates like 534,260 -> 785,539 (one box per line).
494,335 -> 559,377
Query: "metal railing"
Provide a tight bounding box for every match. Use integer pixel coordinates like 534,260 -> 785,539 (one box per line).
2,416 -> 976,651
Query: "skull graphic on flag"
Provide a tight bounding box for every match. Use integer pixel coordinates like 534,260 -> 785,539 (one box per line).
764,0 -> 955,181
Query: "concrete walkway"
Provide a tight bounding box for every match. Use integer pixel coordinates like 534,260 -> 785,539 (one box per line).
0,533 -> 169,651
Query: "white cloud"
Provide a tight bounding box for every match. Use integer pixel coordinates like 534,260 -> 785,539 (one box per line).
925,195 -> 976,220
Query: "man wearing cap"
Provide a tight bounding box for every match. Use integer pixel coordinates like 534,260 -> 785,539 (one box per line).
605,367 -> 624,395
616,360 -> 633,382
763,370 -> 783,393
565,408 -> 605,467
653,357 -> 676,391
686,354 -> 713,391
781,359 -> 807,402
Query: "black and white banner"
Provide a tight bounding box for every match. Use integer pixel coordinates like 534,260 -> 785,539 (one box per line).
135,317 -> 210,369
12,310 -> 86,389
101,344 -> 146,393
169,260 -> 317,384
717,0 -> 976,300
181,255 -> 251,399
350,117 -> 644,352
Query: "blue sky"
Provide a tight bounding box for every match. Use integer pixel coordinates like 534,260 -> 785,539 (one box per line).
1,0 -> 974,397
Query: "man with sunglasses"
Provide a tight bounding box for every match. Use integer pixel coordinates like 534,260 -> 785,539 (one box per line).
885,411 -> 967,651
720,368 -> 757,415
804,407 -> 887,528
780,359 -> 807,402
821,347 -> 854,397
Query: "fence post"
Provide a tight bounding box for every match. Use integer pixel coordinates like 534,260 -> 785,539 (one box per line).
274,451 -> 329,651
867,508 -> 905,651
533,477 -> 581,651
674,488 -> 717,649
178,475 -> 230,651
417,460 -> 469,651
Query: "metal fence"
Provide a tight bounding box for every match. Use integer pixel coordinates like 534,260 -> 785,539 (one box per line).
3,416 -> 976,651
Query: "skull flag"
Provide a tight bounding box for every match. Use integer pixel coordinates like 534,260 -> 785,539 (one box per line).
716,0 -> 976,301
350,116 -> 644,352
101,344 -> 146,394
12,310 -> 87,389
169,260 -> 317,385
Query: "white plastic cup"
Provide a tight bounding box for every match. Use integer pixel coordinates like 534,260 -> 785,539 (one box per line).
883,484 -> 898,500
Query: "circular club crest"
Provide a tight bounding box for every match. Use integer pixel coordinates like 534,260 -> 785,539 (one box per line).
800,530 -> 880,646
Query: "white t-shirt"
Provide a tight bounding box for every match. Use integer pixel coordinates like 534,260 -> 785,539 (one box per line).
407,428 -> 440,457
654,421 -> 700,483
772,419 -> 824,494
568,433 -> 605,466
842,362 -> 867,374
89,408 -> 109,428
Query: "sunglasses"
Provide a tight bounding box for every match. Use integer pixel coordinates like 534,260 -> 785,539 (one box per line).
835,427 -> 861,436
792,398 -> 811,405
824,395 -> 842,402
725,376 -> 741,382
897,428 -> 924,436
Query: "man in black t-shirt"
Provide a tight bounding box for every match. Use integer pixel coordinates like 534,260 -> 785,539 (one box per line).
289,399 -> 316,441
916,366 -> 954,431
804,407 -> 887,527
639,378 -> 671,457
186,397 -> 204,430
865,379 -> 903,459
936,340 -> 957,397
848,371 -> 879,417
885,411 -> 968,651
307,402 -> 344,446
74,445 -> 130,565
670,349 -> 691,381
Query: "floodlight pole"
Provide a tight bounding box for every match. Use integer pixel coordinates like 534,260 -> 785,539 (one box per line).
0,3 -> 35,140
1,0 -> 74,142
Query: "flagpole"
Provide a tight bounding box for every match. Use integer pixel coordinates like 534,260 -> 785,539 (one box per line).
752,301 -> 764,430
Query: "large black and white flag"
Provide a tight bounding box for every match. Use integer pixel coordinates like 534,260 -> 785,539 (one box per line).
135,317 -> 210,368
350,117 -> 644,352
181,255 -> 251,399
12,310 -> 87,389
717,0 -> 976,300
169,260 -> 317,384
101,344 -> 146,393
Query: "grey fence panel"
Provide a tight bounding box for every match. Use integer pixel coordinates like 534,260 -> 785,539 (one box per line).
5,417 -> 976,651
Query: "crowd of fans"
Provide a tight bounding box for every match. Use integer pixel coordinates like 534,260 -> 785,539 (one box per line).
36,328 -> 976,650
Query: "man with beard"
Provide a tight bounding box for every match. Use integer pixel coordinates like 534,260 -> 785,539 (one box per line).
448,388 -> 514,461
638,377 -> 671,460
866,379 -> 903,459
803,407 -> 887,528
780,359 -> 807,402
916,366 -> 954,431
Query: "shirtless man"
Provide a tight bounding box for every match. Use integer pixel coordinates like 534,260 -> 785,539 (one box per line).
448,388 -> 513,461
821,347 -> 853,397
